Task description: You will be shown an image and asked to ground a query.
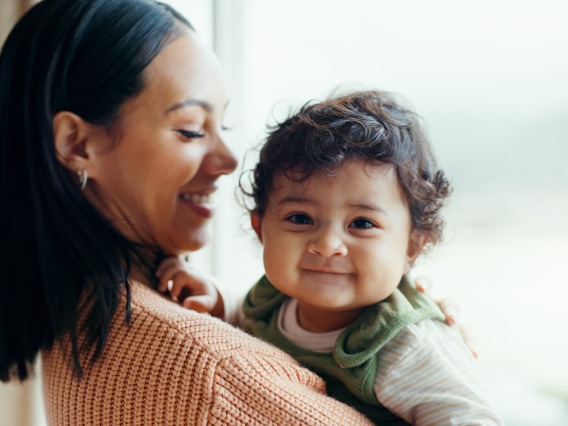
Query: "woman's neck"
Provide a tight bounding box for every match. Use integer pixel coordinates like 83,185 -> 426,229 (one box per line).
126,247 -> 163,288
129,266 -> 154,287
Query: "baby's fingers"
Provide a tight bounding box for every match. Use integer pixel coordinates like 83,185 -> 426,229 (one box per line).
169,271 -> 203,299
156,257 -> 185,292
156,256 -> 182,277
181,294 -> 217,314
156,266 -> 177,293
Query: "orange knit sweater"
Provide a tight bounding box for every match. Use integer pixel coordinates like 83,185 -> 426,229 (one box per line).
41,282 -> 373,425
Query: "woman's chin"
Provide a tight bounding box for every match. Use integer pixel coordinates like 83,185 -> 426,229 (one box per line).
176,229 -> 211,253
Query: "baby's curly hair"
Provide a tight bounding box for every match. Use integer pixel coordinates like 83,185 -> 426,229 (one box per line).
240,90 -> 452,246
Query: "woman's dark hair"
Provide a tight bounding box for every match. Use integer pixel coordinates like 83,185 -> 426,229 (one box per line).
241,90 -> 452,244
0,0 -> 193,381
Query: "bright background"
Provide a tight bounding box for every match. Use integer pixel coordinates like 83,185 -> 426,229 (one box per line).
1,1 -> 567,425
200,1 -> 568,425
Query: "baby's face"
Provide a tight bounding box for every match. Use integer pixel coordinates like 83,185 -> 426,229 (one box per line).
256,159 -> 422,332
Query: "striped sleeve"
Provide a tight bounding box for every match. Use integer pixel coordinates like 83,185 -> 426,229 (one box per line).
374,320 -> 503,426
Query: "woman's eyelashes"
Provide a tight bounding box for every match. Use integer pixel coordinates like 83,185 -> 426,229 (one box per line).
176,121 -> 230,140
177,129 -> 204,140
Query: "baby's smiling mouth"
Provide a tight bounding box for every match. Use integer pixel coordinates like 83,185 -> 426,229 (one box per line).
302,266 -> 350,275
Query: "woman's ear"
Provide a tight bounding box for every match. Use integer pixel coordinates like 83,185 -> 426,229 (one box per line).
250,211 -> 263,243
404,229 -> 428,274
53,111 -> 91,172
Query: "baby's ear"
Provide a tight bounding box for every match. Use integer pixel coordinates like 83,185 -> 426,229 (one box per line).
250,211 -> 263,243
404,230 -> 428,274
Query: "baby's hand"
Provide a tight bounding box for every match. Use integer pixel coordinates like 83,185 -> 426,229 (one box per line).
156,256 -> 224,318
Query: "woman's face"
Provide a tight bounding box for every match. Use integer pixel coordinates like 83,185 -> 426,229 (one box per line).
85,33 -> 237,254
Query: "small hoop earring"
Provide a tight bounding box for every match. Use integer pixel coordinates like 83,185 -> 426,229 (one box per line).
78,169 -> 88,190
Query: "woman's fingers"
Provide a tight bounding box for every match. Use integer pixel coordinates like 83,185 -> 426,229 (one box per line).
458,324 -> 479,359
414,277 -> 478,358
436,298 -> 460,327
414,276 -> 432,295
436,299 -> 479,358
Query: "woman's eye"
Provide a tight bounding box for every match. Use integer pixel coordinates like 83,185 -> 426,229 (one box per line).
287,213 -> 313,225
349,218 -> 376,229
177,129 -> 204,140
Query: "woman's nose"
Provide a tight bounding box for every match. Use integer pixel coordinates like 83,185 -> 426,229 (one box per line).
208,133 -> 238,176
307,227 -> 348,257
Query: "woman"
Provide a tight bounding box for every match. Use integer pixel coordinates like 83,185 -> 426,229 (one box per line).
0,1 -> 462,424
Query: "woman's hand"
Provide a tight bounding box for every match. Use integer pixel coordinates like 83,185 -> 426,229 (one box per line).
415,277 -> 478,359
156,256 -> 224,318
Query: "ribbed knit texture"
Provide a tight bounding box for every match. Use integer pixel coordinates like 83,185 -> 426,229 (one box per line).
41,282 -> 373,425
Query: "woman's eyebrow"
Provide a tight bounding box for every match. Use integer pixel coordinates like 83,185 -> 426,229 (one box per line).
165,98 -> 213,114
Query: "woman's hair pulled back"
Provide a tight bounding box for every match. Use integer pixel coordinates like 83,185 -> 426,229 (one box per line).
0,0 -> 192,381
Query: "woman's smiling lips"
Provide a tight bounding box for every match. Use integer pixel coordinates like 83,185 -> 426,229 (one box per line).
179,191 -> 217,218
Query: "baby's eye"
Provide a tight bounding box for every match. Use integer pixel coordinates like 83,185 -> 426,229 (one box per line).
287,213 -> 313,225
177,129 -> 205,140
349,218 -> 376,229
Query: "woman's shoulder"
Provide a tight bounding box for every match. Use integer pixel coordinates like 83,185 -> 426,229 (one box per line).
42,282 -> 376,426
127,281 -> 287,360
41,282 -> 318,425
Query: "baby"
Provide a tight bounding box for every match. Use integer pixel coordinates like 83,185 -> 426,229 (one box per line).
157,90 -> 502,425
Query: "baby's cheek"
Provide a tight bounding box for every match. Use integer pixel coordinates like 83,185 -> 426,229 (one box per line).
262,250 -> 281,278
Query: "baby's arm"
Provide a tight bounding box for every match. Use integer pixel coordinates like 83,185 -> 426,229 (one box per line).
156,256 -> 224,318
374,320 -> 502,425
155,256 -> 244,323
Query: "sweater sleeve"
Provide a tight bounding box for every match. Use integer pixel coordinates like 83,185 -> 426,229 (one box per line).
41,283 -> 373,425
210,352 -> 374,425
374,320 -> 503,426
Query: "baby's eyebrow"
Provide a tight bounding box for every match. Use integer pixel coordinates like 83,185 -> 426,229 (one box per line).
349,203 -> 388,215
276,196 -> 313,206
